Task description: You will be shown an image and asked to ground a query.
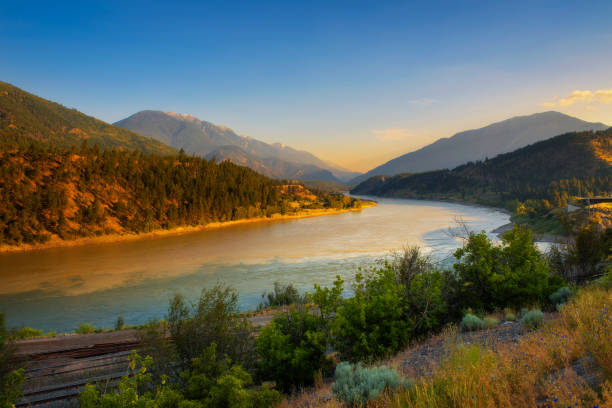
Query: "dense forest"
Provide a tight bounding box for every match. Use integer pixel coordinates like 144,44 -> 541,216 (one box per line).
0,143 -> 363,246
0,81 -> 175,155
352,129 -> 612,230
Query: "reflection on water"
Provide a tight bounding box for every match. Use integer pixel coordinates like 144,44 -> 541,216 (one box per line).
0,197 -> 508,332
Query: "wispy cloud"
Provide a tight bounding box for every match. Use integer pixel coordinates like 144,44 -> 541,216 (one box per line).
372,128 -> 412,141
542,89 -> 612,108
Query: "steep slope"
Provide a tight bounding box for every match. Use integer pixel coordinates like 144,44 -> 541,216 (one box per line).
114,110 -> 360,181
205,145 -> 340,182
0,82 -> 176,155
354,112 -> 608,183
352,129 -> 612,209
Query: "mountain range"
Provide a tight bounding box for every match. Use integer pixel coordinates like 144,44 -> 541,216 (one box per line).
353,111 -> 608,184
114,110 -> 360,183
351,128 -> 612,212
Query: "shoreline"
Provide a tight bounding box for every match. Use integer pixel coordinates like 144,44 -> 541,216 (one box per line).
358,193 -> 569,243
0,202 -> 377,254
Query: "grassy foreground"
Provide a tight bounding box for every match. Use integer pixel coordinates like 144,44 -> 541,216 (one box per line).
288,280 -> 612,408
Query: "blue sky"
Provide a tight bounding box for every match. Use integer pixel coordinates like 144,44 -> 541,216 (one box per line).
2,1 -> 612,171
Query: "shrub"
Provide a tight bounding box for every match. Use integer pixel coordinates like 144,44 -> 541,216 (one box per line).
259,282 -> 304,309
12,327 -> 43,339
504,312 -> 516,321
392,247 -> 448,337
600,268 -> 612,290
549,286 -> 573,307
483,317 -> 499,329
333,268 -> 412,361
168,284 -> 254,368
256,306 -> 331,392
309,275 -> 344,330
115,316 -> 125,330
452,226 -> 553,312
76,322 -> 96,334
520,309 -> 544,330
182,343 -> 280,408
460,314 -> 485,332
0,313 -> 25,407
80,349 -> 280,408
332,361 -> 404,406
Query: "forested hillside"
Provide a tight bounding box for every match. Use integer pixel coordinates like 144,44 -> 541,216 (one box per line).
0,82 -> 176,155
0,143 -> 362,247
352,129 -> 612,223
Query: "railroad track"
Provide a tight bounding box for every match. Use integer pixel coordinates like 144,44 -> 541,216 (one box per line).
14,314 -> 275,406
16,335 -> 140,407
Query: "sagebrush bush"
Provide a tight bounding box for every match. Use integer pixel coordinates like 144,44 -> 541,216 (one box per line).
549,286 -> 573,306
520,309 -> 544,330
483,317 -> 499,329
332,361 -> 405,406
460,314 -> 485,332
504,312 -> 516,321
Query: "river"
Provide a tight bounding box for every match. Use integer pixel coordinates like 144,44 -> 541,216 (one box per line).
0,197 -> 509,332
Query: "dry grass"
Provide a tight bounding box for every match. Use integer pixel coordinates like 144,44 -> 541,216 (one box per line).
287,284 -> 612,407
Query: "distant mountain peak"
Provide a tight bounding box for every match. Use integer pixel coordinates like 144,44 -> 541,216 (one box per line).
352,111 -> 608,184
165,112 -> 200,123
115,110 -> 361,182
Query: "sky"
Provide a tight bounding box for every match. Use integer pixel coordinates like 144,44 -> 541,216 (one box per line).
2,1 -> 612,172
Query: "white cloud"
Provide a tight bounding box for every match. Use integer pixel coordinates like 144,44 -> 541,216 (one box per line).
372,128 -> 412,141
542,89 -> 612,108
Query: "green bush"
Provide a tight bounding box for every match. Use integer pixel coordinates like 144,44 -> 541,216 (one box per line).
460,314 -> 485,332
115,316 -> 125,330
259,282 -> 304,309
76,322 -> 96,334
549,286 -> 573,307
504,312 -> 516,321
520,309 -> 544,330
483,317 -> 499,329
0,313 -> 25,407
80,349 -> 279,408
12,327 -> 43,339
333,268 -> 411,361
256,307 -> 331,392
392,247 -> 448,337
168,284 -> 254,368
451,226 -> 555,312
599,268 -> 612,290
182,343 -> 280,408
332,362 -> 405,406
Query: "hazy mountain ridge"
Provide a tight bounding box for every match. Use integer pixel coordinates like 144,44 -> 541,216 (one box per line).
115,110 -> 360,182
353,111 -> 608,184
0,81 -> 176,156
204,145 -> 340,182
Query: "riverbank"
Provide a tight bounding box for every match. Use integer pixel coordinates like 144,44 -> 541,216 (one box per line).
360,193 -> 570,243
0,201 -> 377,254
491,222 -> 572,243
